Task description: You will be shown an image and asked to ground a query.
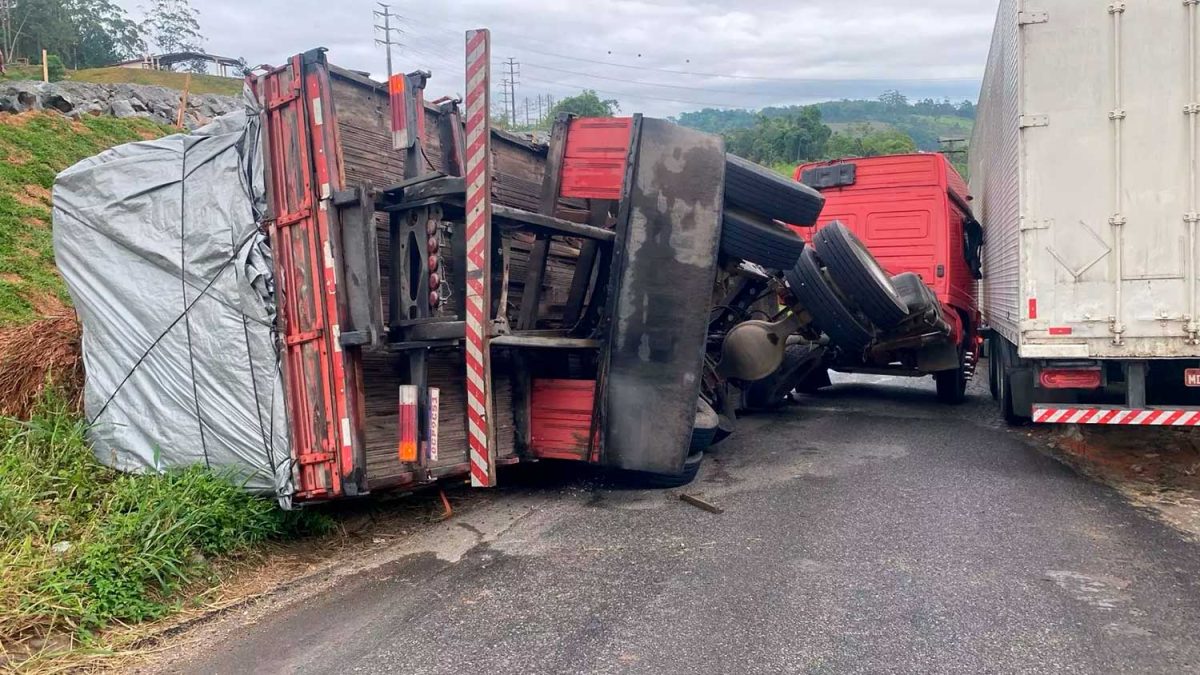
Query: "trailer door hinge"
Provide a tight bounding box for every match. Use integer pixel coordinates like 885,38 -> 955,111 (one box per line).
1018,10 -> 1048,25
1019,114 -> 1049,129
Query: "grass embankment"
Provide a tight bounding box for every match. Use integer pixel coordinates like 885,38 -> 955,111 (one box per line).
0,112 -> 169,326
0,395 -> 333,659
68,67 -> 243,97
0,111 -> 331,667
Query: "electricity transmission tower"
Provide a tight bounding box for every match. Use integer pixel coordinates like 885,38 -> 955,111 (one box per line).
503,57 -> 520,128
373,2 -> 404,81
499,77 -> 513,128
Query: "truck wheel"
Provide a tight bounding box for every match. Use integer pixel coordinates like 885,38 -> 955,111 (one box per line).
935,364 -> 968,404
721,208 -> 807,270
724,153 -> 825,226
785,248 -> 874,353
625,400 -> 715,488
743,344 -> 818,411
996,348 -> 1027,426
795,367 -> 832,394
988,351 -> 999,401
812,222 -> 909,330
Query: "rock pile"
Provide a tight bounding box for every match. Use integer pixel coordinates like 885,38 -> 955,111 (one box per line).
0,80 -> 241,129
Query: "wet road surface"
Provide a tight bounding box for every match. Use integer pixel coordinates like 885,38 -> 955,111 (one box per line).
166,375 -> 1200,674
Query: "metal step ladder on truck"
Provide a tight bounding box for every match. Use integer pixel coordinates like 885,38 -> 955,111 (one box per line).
250,37 -> 891,503
787,154 -> 985,403
971,0 -> 1200,426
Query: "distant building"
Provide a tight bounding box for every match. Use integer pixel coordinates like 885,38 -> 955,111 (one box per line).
112,52 -> 244,78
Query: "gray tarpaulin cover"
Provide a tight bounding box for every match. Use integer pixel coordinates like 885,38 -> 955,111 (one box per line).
52,95 -> 294,505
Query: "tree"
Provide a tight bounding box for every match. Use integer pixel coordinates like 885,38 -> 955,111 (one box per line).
45,53 -> 65,81
140,0 -> 206,72
4,0 -> 141,69
723,106 -> 832,166
71,0 -> 142,68
878,89 -> 909,110
549,90 -> 619,119
823,124 -> 917,160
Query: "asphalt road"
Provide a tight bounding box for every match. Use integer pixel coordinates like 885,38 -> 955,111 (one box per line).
167,375 -> 1200,675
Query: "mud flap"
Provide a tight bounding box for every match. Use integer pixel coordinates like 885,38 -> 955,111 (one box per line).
598,119 -> 725,474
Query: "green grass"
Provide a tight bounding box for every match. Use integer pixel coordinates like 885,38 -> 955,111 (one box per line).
0,65 -> 44,82
0,112 -> 172,326
0,393 -> 333,647
68,67 -> 244,97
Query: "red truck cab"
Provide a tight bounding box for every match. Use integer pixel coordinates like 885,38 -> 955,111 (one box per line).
794,153 -> 983,400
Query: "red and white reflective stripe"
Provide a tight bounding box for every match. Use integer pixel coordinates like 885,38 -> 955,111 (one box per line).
1032,406 -> 1200,426
464,29 -> 494,487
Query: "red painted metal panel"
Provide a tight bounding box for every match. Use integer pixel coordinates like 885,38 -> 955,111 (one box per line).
261,52 -> 363,501
560,117 -> 634,200
794,153 -> 977,317
530,379 -> 596,461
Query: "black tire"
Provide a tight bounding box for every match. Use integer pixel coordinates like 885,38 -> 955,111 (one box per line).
632,450 -> 704,489
785,248 -> 873,353
725,153 -> 825,226
743,344 -> 821,411
795,367 -> 832,394
721,208 -> 807,270
812,222 -> 909,330
996,343 -> 1028,426
988,351 -> 999,402
626,401 -> 715,488
935,365 -> 968,404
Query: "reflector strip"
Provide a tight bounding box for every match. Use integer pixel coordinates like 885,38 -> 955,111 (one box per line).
428,387 -> 440,462
1032,406 -> 1200,425
464,29 -> 494,487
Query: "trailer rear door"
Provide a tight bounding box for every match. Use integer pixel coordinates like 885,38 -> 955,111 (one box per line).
260,50 -> 366,500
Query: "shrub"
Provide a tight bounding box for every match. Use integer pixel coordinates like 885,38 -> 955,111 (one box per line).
44,54 -> 66,83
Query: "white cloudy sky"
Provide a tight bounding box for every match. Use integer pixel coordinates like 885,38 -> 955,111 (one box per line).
118,0 -> 1000,117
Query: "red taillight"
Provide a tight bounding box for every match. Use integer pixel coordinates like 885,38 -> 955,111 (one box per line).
1039,369 -> 1102,390
398,385 -> 419,462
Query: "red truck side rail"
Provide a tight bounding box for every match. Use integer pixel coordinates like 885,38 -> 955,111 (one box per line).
260,50 -> 366,500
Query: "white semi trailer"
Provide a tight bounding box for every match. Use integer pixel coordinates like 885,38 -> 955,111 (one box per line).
972,0 -> 1200,425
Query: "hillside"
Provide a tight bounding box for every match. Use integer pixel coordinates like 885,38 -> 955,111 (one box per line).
677,96 -> 976,152
0,112 -> 171,325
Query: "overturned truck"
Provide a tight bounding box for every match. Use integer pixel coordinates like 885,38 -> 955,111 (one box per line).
56,38 -> 916,505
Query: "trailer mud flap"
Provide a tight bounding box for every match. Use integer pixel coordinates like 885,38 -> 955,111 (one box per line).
598,119 -> 724,474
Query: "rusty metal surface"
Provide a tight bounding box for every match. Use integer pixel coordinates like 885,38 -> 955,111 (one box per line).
599,118 -> 725,474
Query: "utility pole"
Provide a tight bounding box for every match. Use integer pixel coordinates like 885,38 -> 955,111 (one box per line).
523,97 -> 530,127
373,2 -> 403,82
536,94 -> 544,125
503,57 -> 520,129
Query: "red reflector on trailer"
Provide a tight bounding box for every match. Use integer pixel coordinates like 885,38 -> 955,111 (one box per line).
398,385 -> 418,463
1048,326 -> 1073,336
1039,369 -> 1102,390
1028,298 -> 1038,319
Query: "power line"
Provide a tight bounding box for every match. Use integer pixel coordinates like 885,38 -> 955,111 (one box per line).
518,72 -> 745,109
386,15 -> 978,86
522,61 -> 752,96
512,44 -> 980,84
